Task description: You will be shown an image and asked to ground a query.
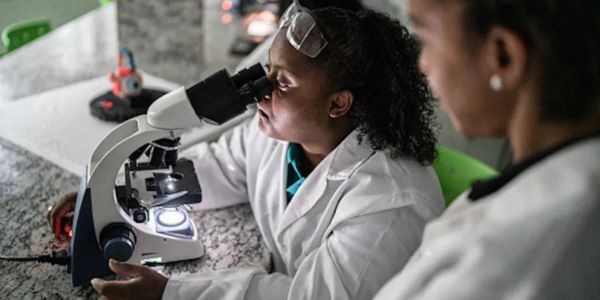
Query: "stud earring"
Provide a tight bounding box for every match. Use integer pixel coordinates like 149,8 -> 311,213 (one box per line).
490,74 -> 503,91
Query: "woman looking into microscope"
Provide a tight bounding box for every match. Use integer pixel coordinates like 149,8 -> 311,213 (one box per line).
52,3 -> 444,299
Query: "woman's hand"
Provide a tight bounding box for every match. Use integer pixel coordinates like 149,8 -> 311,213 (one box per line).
46,191 -> 77,242
91,259 -> 168,300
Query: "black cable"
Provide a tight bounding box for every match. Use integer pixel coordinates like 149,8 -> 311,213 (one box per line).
0,249 -> 70,266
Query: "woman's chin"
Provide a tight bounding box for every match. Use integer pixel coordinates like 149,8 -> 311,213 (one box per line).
258,119 -> 291,142
257,117 -> 275,137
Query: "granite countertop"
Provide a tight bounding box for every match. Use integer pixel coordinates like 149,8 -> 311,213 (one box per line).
0,137 -> 270,298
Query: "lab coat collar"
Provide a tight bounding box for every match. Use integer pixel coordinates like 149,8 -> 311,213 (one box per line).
327,130 -> 376,180
276,130 -> 375,235
469,131 -> 600,201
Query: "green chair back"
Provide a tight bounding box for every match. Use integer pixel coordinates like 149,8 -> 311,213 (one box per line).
433,146 -> 498,207
1,19 -> 52,53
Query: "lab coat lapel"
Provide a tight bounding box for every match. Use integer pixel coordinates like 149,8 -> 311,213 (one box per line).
276,143 -> 332,236
275,131 -> 374,237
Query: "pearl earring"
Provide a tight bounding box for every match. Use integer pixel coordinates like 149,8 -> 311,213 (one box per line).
490,74 -> 503,91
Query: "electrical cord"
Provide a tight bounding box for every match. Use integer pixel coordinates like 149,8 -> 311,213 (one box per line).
0,249 -> 70,266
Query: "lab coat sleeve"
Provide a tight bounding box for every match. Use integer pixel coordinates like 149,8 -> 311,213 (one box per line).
162,204 -> 427,300
180,118 -> 255,209
162,268 -> 284,300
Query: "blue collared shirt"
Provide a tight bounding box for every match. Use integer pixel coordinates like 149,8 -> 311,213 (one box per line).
286,143 -> 306,201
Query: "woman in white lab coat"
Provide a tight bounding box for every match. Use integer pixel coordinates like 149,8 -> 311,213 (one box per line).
375,0 -> 600,299
80,6 -> 445,300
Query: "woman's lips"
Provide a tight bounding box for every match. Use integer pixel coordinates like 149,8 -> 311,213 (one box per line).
257,103 -> 270,119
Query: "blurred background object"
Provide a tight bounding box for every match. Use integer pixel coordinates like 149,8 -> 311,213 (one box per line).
1,18 -> 52,53
223,0 -> 278,56
433,146 -> 498,206
89,47 -> 170,123
0,0 -> 98,54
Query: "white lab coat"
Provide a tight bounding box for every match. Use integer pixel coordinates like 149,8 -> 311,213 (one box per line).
163,114 -> 444,299
375,137 -> 600,300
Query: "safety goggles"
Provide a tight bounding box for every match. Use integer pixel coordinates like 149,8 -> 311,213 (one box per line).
278,0 -> 328,58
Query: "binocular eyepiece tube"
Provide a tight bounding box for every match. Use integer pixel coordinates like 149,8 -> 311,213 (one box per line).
185,63 -> 273,125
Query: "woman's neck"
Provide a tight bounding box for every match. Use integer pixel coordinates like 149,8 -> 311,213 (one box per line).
509,95 -> 600,162
298,117 -> 355,173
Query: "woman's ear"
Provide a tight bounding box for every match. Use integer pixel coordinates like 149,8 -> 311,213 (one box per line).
328,90 -> 354,118
483,26 -> 528,92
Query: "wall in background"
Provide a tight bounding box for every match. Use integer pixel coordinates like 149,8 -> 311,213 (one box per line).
0,0 -> 98,53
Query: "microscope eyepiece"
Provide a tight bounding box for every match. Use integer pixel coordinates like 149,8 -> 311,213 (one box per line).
231,63 -> 266,88
184,63 -> 273,125
239,76 -> 274,104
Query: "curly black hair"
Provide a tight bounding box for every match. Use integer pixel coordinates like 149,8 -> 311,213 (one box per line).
448,0 -> 600,122
278,0 -> 364,17
310,8 -> 438,165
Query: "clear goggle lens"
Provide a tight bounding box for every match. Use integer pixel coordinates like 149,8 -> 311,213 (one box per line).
278,1 -> 327,58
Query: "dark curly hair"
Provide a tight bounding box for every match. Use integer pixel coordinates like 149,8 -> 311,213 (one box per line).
447,0 -> 600,122
278,0 -> 364,17
310,8 -> 437,165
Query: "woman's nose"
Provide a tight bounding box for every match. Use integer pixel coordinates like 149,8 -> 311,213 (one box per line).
261,75 -> 275,102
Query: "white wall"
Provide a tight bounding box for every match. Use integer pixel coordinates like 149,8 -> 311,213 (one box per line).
0,0 -> 98,53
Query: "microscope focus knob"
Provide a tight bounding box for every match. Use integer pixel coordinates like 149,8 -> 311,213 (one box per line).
100,223 -> 137,262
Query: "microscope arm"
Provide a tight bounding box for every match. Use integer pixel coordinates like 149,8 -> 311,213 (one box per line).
71,115 -> 201,286
87,115 -> 183,236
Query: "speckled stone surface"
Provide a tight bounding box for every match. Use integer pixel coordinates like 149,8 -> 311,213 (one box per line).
0,137 -> 270,299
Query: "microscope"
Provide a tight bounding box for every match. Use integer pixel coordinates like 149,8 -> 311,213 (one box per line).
69,63 -> 273,286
